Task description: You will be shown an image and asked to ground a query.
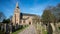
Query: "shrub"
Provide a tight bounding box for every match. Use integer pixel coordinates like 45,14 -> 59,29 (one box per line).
58,27 -> 60,30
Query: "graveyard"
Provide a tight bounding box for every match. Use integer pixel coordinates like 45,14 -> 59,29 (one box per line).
0,0 -> 60,34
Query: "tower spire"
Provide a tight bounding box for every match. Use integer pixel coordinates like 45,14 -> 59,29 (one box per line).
12,1 -> 20,25
16,2 -> 19,8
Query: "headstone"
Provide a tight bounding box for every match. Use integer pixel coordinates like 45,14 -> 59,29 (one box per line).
50,23 -> 56,34
1,24 -> 3,31
4,24 -> 6,32
9,23 -> 12,34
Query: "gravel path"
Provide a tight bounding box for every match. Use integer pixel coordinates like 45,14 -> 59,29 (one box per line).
18,25 -> 37,34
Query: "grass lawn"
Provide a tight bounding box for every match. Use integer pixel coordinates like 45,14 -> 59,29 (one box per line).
12,28 -> 24,34
42,29 -> 47,34
35,23 -> 47,34
12,25 -> 29,34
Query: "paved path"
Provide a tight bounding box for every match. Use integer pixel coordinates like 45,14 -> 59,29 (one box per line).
18,25 -> 37,34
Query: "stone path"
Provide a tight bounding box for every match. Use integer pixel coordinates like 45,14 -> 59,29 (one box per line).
18,25 -> 37,34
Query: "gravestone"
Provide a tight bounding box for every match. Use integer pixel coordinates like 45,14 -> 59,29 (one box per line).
50,23 -> 56,34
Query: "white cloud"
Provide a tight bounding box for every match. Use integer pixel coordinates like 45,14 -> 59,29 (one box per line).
30,7 -> 40,10
30,6 -> 41,12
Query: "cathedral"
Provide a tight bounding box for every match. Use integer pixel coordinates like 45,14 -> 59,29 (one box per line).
12,2 -> 38,25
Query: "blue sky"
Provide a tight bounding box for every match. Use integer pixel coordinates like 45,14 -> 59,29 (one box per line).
0,0 -> 60,18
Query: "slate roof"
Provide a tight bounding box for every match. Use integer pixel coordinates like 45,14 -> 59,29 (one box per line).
20,13 -> 37,19
20,13 -> 37,16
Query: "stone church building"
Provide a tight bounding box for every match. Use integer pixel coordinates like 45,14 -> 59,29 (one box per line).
12,2 -> 38,25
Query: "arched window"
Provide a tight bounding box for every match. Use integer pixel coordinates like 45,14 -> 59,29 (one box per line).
23,20 -> 25,23
29,22 -> 31,25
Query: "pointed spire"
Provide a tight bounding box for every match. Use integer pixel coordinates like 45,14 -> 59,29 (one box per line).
16,2 -> 19,8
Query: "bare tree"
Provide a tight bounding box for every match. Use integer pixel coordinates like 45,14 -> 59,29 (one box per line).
0,11 -> 6,22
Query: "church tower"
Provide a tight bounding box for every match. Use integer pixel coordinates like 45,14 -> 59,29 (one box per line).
12,2 -> 20,25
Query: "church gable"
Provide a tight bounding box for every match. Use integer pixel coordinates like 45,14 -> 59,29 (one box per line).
12,2 -> 39,25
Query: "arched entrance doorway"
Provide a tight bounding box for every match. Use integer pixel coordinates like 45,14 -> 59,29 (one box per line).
29,22 -> 31,25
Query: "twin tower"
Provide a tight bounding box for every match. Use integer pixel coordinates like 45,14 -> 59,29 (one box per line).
12,2 -> 20,25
